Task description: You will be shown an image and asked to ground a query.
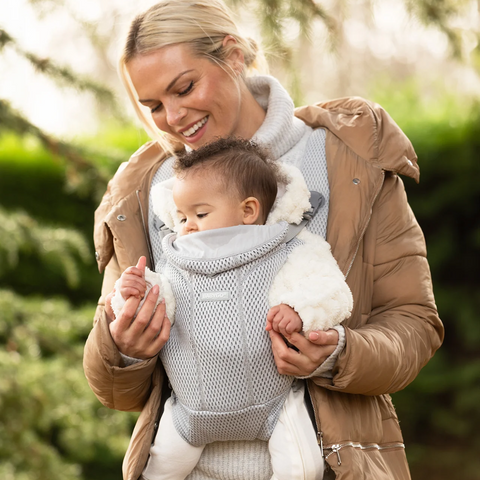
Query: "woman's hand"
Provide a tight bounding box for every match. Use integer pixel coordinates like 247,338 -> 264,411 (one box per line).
268,329 -> 339,377
108,286 -> 171,360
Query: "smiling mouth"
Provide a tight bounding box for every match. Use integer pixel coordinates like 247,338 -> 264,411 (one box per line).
182,116 -> 208,137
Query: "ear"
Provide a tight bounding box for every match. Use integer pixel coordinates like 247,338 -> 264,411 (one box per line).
222,35 -> 245,75
241,197 -> 262,225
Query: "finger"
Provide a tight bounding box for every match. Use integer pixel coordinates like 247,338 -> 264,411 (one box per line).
123,266 -> 145,279
278,318 -> 290,336
285,321 -> 299,335
271,313 -> 283,330
120,287 -> 145,299
144,304 -> 172,357
114,295 -> 142,331
121,276 -> 147,292
130,284 -> 160,336
136,256 -> 146,275
268,330 -> 305,376
288,331 -> 336,367
283,331 -> 318,352
308,329 -> 339,346
267,305 -> 280,322
144,299 -> 166,335
104,290 -> 115,322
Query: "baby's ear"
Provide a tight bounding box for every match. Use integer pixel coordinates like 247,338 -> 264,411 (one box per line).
242,197 -> 261,225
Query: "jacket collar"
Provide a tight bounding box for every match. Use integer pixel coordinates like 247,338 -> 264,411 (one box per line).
294,97 -> 419,182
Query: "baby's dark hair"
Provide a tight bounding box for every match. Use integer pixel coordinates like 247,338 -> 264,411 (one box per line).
174,138 -> 286,223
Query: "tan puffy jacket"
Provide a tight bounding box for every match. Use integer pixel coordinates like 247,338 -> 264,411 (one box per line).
84,97 -> 444,480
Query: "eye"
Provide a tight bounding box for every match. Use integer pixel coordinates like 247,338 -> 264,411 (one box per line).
197,213 -> 207,219
178,81 -> 194,96
151,103 -> 163,114
179,218 -> 186,224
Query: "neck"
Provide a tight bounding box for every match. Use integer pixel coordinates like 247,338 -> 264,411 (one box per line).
236,79 -> 266,139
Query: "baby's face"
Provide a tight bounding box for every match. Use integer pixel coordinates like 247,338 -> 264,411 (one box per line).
173,171 -> 246,235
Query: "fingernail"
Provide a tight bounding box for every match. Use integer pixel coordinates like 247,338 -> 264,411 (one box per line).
152,285 -> 159,294
309,332 -> 319,341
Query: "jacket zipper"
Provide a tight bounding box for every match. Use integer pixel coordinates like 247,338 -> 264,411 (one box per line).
306,382 -> 324,458
309,171 -> 388,466
136,189 -> 154,268
344,170 -> 385,279
324,441 -> 406,466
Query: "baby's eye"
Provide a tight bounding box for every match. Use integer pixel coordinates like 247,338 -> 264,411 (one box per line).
179,81 -> 194,96
197,213 -> 207,219
179,218 -> 186,224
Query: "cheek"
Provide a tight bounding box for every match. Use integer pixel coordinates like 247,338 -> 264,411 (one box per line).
151,112 -> 169,133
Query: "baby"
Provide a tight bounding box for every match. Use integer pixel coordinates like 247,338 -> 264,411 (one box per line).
113,138 -> 353,480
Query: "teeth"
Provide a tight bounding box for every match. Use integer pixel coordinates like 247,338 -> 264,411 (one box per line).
182,116 -> 208,137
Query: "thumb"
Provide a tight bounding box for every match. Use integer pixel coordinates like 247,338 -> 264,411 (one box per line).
308,328 -> 339,346
136,256 -> 147,275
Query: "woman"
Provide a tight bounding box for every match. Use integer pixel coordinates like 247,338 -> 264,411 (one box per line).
83,1 -> 444,479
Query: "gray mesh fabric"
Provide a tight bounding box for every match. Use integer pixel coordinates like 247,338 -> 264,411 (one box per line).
297,128 -> 329,238
159,226 -> 295,446
147,128 -> 329,449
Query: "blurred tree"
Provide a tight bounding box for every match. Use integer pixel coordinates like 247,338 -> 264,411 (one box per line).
373,83 -> 480,480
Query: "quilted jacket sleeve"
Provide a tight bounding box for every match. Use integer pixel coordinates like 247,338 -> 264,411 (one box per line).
83,254 -> 161,412
312,173 -> 444,395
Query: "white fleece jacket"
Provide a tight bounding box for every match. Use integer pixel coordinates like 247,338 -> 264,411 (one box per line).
149,162 -> 353,333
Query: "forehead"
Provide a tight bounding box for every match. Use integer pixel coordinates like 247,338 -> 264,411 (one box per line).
127,44 -> 205,91
174,167 -> 233,200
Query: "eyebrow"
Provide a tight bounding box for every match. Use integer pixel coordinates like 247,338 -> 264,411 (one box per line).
138,70 -> 194,103
176,203 -> 212,213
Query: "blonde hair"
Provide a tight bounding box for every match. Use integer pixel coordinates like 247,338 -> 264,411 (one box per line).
119,0 -> 268,150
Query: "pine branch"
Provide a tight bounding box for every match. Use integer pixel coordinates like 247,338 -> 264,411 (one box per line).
405,0 -> 471,59
0,207 -> 91,288
0,27 -> 123,120
288,0 -> 338,40
0,28 -> 13,50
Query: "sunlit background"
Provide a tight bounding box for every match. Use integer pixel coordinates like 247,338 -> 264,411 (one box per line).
1,0 -> 479,479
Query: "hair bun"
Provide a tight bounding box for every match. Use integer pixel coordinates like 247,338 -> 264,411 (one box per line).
244,37 -> 258,67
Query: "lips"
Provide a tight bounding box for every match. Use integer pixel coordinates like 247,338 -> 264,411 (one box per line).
181,116 -> 208,137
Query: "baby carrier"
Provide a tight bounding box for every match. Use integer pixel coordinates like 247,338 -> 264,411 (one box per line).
159,222 -> 303,446
150,131 -> 351,447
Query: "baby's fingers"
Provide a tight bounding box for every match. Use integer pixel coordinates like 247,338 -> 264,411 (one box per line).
120,286 -> 145,299
267,306 -> 281,323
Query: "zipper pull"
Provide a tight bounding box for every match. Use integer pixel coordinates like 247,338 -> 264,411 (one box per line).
317,432 -> 324,457
331,445 -> 342,466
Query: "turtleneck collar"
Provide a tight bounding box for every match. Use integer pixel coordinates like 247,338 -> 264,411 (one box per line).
247,75 -> 312,165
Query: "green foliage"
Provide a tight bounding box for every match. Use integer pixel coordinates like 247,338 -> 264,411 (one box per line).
1,1 -> 479,478
0,206 -> 91,288
0,290 -> 137,480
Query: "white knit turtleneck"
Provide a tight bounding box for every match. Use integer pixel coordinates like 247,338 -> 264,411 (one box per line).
248,76 -> 313,167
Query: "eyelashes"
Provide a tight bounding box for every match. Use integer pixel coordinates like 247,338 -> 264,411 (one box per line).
179,81 -> 194,96
150,81 -> 194,114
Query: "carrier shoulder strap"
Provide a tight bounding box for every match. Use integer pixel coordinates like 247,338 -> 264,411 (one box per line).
284,190 -> 325,243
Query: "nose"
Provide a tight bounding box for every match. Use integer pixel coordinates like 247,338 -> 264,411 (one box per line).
165,102 -> 187,126
184,218 -> 197,234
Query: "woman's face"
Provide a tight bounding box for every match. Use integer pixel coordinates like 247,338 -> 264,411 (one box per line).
127,43 -> 264,149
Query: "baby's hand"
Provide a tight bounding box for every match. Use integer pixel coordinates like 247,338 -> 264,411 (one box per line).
266,304 -> 303,336
118,256 -> 147,300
